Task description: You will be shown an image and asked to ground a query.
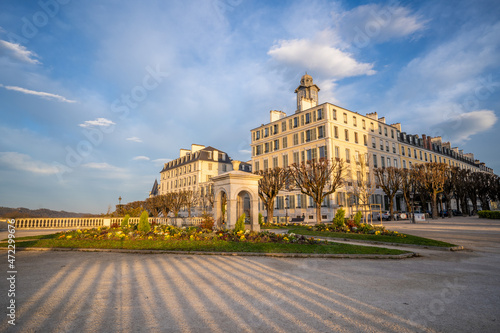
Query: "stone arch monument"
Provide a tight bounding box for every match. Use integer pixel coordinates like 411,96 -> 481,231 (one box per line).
212,161 -> 262,231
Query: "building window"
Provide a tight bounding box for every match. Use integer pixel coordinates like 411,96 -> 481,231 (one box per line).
301,132 -> 304,144
391,129 -> 394,139
332,109 -> 337,120
343,113 -> 348,124
293,117 -> 298,128
373,154 -> 378,168
256,145 -> 262,155
345,148 -> 350,163
425,152 -> 428,161
282,121 -> 286,132
371,122 -> 374,132
282,154 -> 288,167
317,108 -> 323,120
318,126 -> 325,139
263,159 -> 268,170
355,151 -> 360,163
265,142 -> 270,153
403,160 -> 407,169
381,157 -> 385,168
319,146 -> 326,159
354,132 -> 358,143
362,119 -> 366,129
392,143 -> 396,153
222,165 -> 226,172
353,116 -> 357,126
274,139 -> 279,150
345,129 -> 349,141
387,157 -> 391,167
255,131 -> 260,140
380,139 -> 384,150
372,137 -> 376,148
293,152 -> 299,164
264,128 -> 269,137
305,113 -> 310,124
335,146 -> 340,159
394,159 -> 398,168
386,141 -> 389,152
384,127 -> 388,136
273,157 -> 278,168
364,135 -> 367,146
208,163 -> 213,170
402,147 -> 405,156
283,137 -> 288,149
273,124 -> 278,135
293,133 -> 299,145
334,126 -> 339,138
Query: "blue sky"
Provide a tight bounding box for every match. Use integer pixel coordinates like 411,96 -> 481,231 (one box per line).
1,0 -> 499,213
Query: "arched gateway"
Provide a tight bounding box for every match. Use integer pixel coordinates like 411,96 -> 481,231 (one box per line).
212,161 -> 262,231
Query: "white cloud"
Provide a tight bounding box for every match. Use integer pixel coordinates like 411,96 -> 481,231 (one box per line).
82,162 -> 118,170
0,152 -> 59,175
126,137 -> 142,143
78,118 -> 116,128
133,156 -> 150,161
0,40 -> 40,64
268,38 -> 375,79
152,158 -> 171,165
0,84 -> 75,103
337,4 -> 427,46
431,110 -> 498,144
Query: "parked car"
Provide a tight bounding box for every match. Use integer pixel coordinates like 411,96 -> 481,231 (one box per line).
452,210 -> 463,216
381,211 -> 391,220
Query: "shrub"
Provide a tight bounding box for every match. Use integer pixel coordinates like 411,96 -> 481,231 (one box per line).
235,213 -> 245,232
138,211 -> 151,232
478,210 -> 500,219
201,212 -> 215,230
258,213 -> 264,225
333,208 -> 345,228
316,223 -> 328,231
121,214 -> 130,229
353,211 -> 362,226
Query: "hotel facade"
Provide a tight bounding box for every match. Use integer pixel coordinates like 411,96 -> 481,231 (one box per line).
250,74 -> 493,222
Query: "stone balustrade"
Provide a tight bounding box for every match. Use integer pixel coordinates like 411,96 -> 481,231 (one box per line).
3,216 -> 206,229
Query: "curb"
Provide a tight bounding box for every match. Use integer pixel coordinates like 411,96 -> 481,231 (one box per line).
1,246 -> 417,259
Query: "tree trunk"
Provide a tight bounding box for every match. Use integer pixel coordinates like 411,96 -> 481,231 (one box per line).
316,204 -> 322,224
432,192 -> 438,219
266,199 -> 275,224
388,195 -> 395,221
446,199 -> 453,218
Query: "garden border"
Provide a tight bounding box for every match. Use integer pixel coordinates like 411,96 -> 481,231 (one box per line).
2,246 -> 417,259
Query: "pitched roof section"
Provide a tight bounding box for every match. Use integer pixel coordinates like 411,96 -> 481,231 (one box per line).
150,179 -> 159,196
160,145 -> 232,172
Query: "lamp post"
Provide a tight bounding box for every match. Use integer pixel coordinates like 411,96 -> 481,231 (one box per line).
118,196 -> 122,216
410,192 -> 415,224
285,196 -> 289,223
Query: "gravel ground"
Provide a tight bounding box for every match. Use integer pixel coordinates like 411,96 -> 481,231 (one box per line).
0,216 -> 499,332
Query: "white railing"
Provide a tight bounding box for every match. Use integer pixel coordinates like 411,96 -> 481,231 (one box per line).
8,216 -> 206,229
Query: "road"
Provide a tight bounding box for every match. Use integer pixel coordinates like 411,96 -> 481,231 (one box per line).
0,216 -> 499,332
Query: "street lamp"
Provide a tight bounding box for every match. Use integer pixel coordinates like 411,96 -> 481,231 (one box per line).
410,192 -> 415,224
118,196 -> 122,216
285,196 -> 289,223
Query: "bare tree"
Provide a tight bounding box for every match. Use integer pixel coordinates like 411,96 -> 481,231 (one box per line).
144,196 -> 161,217
399,167 -> 417,217
289,158 -> 346,224
455,168 -> 471,216
374,167 -> 401,221
256,167 -> 289,224
442,166 -> 458,217
351,154 -> 376,221
181,189 -> 199,218
168,192 -> 184,217
416,163 -> 447,219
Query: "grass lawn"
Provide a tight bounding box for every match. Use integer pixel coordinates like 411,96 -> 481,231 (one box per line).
285,226 -> 456,247
1,235 -> 410,255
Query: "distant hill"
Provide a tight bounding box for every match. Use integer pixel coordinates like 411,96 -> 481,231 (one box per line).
0,207 -> 101,219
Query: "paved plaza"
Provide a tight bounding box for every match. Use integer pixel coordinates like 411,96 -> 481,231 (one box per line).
0,216 -> 499,332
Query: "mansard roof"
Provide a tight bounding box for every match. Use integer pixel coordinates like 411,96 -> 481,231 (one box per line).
160,146 -> 232,172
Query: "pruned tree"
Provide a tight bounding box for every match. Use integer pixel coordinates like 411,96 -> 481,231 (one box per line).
168,192 -> 184,217
374,167 -> 401,221
181,189 -> 199,218
475,172 -> 496,211
455,168 -> 471,216
416,163 -> 447,219
144,196 -> 161,217
442,166 -> 458,217
399,167 -> 417,217
351,154 -> 377,222
289,158 -> 346,224
256,167 -> 290,224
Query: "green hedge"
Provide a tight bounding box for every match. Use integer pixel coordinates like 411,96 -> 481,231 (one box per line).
478,210 -> 500,219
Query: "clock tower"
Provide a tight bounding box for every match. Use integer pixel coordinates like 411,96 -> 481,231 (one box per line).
294,73 -> 320,112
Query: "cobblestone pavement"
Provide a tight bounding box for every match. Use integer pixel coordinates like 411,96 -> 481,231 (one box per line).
0,217 -> 499,332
